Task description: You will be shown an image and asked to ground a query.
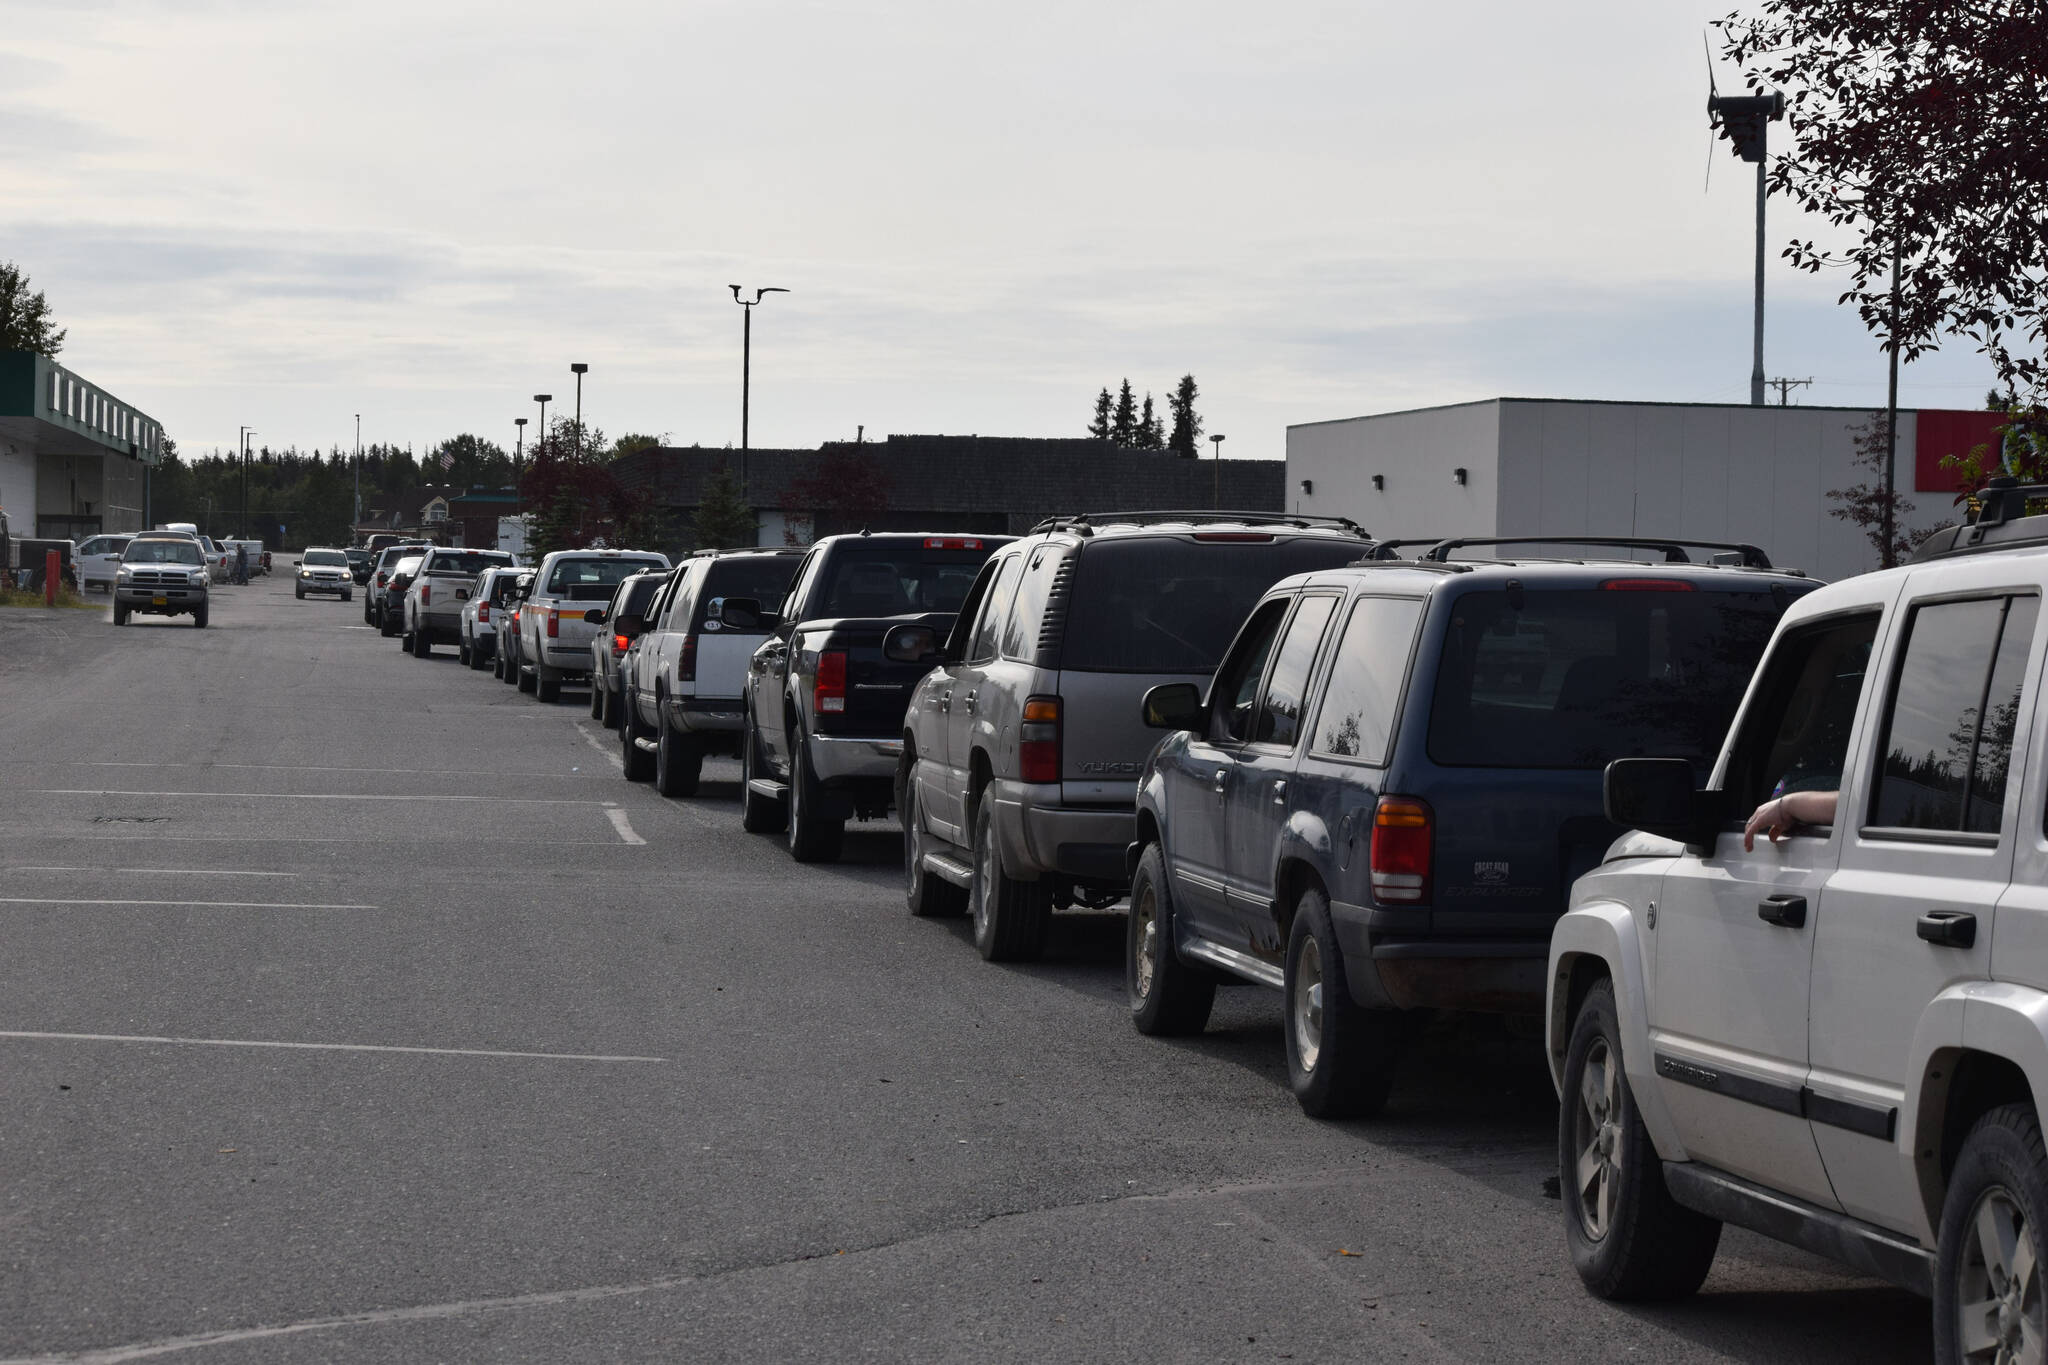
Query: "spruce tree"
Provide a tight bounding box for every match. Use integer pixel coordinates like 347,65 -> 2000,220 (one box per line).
1167,374 -> 1202,457
1088,388 -> 1113,440
690,466 -> 757,549
1138,394 -> 1165,450
1111,379 -> 1137,446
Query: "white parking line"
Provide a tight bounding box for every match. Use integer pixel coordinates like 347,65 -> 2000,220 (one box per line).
7,867 -> 299,877
0,898 -> 371,909
605,807 -> 645,845
574,719 -> 625,772
0,1030 -> 667,1063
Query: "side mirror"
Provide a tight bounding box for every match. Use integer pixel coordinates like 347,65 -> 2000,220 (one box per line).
583,608 -> 606,624
1142,682 -> 1207,733
883,623 -> 941,663
1604,759 -> 1724,851
720,597 -> 764,630
290,561 -> 301,569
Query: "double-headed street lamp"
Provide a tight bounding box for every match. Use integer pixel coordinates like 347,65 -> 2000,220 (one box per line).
570,363 -> 588,461
730,285 -> 789,500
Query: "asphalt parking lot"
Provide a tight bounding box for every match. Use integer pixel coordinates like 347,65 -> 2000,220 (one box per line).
0,575 -> 1932,1363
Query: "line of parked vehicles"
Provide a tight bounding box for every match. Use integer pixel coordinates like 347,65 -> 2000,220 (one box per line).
311,491 -> 2048,1360
78,526 -> 269,595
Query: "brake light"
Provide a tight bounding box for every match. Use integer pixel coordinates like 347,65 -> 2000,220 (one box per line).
420,584 -> 431,605
613,633 -> 630,654
477,602 -> 490,622
1192,532 -> 1274,542
924,538 -> 981,549
1020,695 -> 1061,784
1370,796 -> 1433,904
1601,579 -> 1695,592
679,633 -> 698,682
547,608 -> 560,639
815,649 -> 847,714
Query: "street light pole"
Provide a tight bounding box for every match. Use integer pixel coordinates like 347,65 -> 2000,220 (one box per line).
238,426 -> 255,539
534,394 -> 552,459
353,413 -> 361,533
729,285 -> 789,502
570,363 -> 588,460
515,417 -> 527,471
1210,433 -> 1226,508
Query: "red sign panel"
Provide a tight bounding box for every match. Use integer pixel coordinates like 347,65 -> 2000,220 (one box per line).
1916,409 -> 2007,492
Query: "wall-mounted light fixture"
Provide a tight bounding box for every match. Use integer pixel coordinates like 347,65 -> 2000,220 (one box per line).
1371,474 -> 1385,491
1452,467 -> 1468,486
1299,478 -> 1314,496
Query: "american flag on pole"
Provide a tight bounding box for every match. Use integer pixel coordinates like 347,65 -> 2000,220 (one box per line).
439,448 -> 455,471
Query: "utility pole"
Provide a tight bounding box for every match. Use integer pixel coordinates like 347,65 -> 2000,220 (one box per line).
1209,433 -> 1226,508
729,285 -> 790,503
1766,377 -> 1813,406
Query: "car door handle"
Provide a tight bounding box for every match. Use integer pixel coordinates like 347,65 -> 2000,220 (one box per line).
1757,894 -> 1807,928
938,689 -> 952,712
1916,910 -> 1977,949
961,690 -> 977,715
1271,779 -> 1287,807
1212,768 -> 1228,796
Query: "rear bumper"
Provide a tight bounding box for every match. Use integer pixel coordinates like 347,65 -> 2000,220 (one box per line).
1329,897 -> 1548,1013
807,733 -> 903,784
668,695 -> 746,734
989,781 -> 1132,885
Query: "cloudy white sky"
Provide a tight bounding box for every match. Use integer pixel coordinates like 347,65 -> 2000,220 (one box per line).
2,0 -> 2000,462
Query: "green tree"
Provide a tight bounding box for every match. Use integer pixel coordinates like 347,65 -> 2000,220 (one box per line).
1167,374 -> 1202,457
1088,388 -> 1113,440
1111,379 -> 1137,446
690,465 -> 757,549
1136,394 -> 1165,450
0,261 -> 64,356
611,433 -> 665,459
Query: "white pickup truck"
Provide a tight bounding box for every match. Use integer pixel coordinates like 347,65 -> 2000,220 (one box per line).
402,547 -> 517,658
516,549 -> 670,702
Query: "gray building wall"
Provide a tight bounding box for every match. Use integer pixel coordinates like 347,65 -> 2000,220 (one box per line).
1289,398 -> 1955,583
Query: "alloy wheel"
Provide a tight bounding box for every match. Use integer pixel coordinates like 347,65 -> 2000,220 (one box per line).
1573,1036 -> 1623,1243
1131,881 -> 1158,1001
1958,1187 -> 2044,1365
1292,935 -> 1324,1074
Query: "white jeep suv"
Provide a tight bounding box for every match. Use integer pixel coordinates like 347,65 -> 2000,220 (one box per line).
1548,477 -> 2048,1361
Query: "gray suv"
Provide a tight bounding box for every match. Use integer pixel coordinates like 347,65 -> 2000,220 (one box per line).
897,512 -> 1375,961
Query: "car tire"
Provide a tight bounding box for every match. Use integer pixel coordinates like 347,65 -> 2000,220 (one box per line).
458,641 -> 471,667
537,675 -> 561,704
902,772 -> 966,919
470,643 -> 489,672
1561,977 -> 1721,1300
363,600 -> 375,625
518,666 -> 537,694
621,696 -> 655,782
192,604 -> 209,629
655,710 -> 704,798
590,677 -> 606,720
1127,842 -> 1216,1035
1934,1103 -> 2048,1365
380,614 -> 398,639
1284,888 -> 1402,1119
113,602 -> 129,626
413,629 -> 432,658
295,585 -> 305,599
739,709 -> 788,834
786,724 -> 844,863
341,591 -> 351,603
970,795 -> 1050,962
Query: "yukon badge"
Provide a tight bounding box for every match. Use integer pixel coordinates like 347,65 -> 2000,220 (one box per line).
1078,760 -> 1141,775
1473,860 -> 1510,885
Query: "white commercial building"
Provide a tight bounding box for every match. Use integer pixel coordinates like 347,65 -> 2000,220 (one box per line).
1287,398 -> 2003,584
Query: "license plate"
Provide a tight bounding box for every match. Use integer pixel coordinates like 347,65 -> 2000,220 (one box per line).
151,595 -> 167,606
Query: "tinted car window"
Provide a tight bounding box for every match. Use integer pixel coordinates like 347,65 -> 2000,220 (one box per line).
1059,537 -> 1366,674
1001,547 -> 1063,661
303,550 -> 347,566
427,551 -> 511,575
1428,587 -> 1788,770
1255,594 -> 1338,746
123,539 -> 202,565
1313,596 -> 1425,764
1728,613 -> 1879,814
814,547 -> 993,617
1209,599 -> 1289,744
545,557 -> 667,597
1871,595 -> 2037,835
610,574 -> 665,618
699,556 -> 803,629
969,554 -> 1025,663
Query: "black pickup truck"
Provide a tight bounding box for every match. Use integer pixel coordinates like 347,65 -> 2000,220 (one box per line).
728,532 -> 1009,862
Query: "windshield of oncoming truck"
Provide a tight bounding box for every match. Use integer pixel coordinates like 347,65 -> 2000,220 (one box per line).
123,539 -> 204,566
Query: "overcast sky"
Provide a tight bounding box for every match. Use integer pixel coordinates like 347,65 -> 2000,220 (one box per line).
3,0 -> 2000,462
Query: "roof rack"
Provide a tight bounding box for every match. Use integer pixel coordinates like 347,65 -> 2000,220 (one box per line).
1416,536 -> 1773,569
1030,510 -> 1369,537
1912,478 -> 2048,563
1364,538 -> 1451,560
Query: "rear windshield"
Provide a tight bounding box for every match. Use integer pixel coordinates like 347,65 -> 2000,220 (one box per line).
814,547 -> 991,617
1059,537 -> 1369,673
546,556 -> 667,599
426,552 -> 510,575
699,556 -> 803,627
303,550 -> 347,565
612,574 -> 665,615
346,549 -> 369,563
391,555 -> 424,578
1427,586 -> 1790,769
123,539 -> 203,566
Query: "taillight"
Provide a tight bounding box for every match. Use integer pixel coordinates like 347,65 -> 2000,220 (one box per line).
815,649 -> 847,714
477,602 -> 490,622
547,608 -> 560,639
613,633 -> 630,654
1020,695 -> 1061,784
924,537 -> 981,549
679,633 -> 698,682
1369,796 -> 1433,904
420,584 -> 431,605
